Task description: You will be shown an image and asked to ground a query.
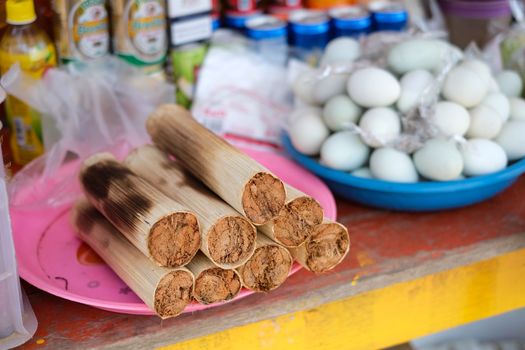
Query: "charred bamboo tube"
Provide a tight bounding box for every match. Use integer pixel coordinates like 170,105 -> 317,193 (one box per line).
71,199 -> 195,319
186,252 -> 242,305
289,220 -> 350,274
259,185 -> 324,247
125,145 -> 257,269
237,234 -> 293,292
79,152 -> 201,267
146,104 -> 287,225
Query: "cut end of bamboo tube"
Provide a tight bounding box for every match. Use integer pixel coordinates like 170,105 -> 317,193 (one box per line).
242,172 -> 286,225
154,269 -> 194,318
273,197 -> 324,247
303,222 -> 350,274
207,216 -> 257,267
239,243 -> 292,292
149,212 -> 201,267
194,268 -> 242,305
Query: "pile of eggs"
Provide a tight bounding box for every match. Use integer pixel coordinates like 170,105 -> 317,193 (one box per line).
289,37 -> 525,183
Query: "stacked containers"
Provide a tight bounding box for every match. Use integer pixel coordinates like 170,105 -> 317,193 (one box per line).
288,9 -> 330,64
167,0 -> 213,107
224,10 -> 263,29
224,0 -> 262,30
329,5 -> 371,38
268,0 -> 303,21
369,1 -> 408,31
288,10 -> 329,48
245,14 -> 288,65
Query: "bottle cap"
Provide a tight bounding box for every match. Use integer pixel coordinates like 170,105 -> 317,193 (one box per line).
6,0 -> 36,25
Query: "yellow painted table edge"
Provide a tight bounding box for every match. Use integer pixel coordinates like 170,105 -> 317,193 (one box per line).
159,247 -> 525,350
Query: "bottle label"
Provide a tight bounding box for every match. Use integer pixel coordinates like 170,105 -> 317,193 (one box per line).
128,0 -> 166,59
0,44 -> 56,165
71,0 -> 110,59
114,0 -> 167,74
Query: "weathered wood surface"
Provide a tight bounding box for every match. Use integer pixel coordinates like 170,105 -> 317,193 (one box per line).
17,176 -> 525,350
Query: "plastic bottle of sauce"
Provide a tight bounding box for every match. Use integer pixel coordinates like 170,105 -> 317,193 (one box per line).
0,0 -> 57,167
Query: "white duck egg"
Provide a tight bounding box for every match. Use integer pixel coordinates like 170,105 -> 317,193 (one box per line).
320,37 -> 361,66
509,97 -> 525,120
387,39 -> 461,74
359,107 -> 401,147
461,59 -> 492,86
488,77 -> 500,93
322,94 -> 362,131
396,69 -> 435,113
370,147 -> 419,183
481,93 -> 510,122
496,70 -> 523,97
289,106 -> 322,124
495,120 -> 525,160
442,66 -> 488,108
431,101 -> 470,136
347,67 -> 401,108
466,105 -> 503,139
313,73 -> 349,105
351,167 -> 373,178
292,70 -> 318,105
289,113 -> 329,155
320,131 -> 370,171
413,138 -> 463,181
461,139 -> 507,176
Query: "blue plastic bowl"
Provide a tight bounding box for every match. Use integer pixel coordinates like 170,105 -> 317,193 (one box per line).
282,134 -> 525,211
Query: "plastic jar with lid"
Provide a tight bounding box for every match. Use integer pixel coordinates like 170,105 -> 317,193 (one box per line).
288,9 -> 330,64
369,1 -> 408,31
225,10 -> 263,30
329,6 -> 371,38
246,15 -> 288,65
438,0 -> 511,49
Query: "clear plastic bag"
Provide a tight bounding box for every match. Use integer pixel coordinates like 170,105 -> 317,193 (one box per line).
0,87 -> 38,349
287,30 -> 463,153
1,57 -> 175,210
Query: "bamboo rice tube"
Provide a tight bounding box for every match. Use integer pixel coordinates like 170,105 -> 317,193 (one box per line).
259,185 -> 324,247
186,252 -> 242,305
146,104 -> 286,225
237,234 -> 293,292
125,145 -> 257,269
71,199 -> 195,319
289,220 -> 350,274
79,152 -> 201,267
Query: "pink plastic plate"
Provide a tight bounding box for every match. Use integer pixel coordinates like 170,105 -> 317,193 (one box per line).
11,149 -> 337,315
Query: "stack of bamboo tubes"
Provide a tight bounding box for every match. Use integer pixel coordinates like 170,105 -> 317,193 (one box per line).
71,104 -> 350,319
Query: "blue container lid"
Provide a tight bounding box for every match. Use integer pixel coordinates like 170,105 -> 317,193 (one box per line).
246,15 -> 287,39
225,10 -> 263,29
369,1 -> 408,23
330,6 -> 372,29
212,14 -> 220,31
288,9 -> 330,34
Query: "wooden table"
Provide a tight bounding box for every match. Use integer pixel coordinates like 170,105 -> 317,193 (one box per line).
18,177 -> 525,350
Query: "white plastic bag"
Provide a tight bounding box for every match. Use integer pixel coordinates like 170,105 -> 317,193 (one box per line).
1,57 -> 175,210
192,30 -> 293,151
0,87 -> 38,349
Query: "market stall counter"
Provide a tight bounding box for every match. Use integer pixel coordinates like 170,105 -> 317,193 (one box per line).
18,176 -> 525,350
